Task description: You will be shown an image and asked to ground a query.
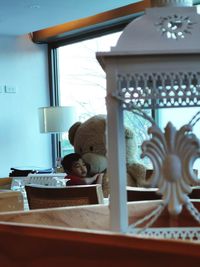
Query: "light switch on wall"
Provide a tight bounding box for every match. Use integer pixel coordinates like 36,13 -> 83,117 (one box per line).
5,85 -> 17,93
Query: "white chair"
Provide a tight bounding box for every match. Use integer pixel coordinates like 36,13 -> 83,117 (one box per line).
26,173 -> 66,187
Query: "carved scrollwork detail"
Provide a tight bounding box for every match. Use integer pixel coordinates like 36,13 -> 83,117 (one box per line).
141,122 -> 200,215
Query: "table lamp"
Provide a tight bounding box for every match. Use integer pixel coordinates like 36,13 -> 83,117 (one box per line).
38,106 -> 77,169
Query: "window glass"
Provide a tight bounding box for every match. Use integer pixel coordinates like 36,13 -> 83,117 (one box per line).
58,33 -> 118,119
57,31 -> 151,166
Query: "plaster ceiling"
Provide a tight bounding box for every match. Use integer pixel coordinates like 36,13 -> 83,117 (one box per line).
0,0 -> 141,36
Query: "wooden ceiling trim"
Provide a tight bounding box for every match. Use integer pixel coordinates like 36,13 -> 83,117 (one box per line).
32,0 -> 150,43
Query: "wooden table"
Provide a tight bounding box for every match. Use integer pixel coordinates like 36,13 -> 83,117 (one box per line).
0,190 -> 23,212
0,201 -> 199,266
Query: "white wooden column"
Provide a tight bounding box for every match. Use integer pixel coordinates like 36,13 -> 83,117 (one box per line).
106,63 -> 128,232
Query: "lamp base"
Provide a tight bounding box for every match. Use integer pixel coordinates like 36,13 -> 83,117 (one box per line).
55,157 -> 64,173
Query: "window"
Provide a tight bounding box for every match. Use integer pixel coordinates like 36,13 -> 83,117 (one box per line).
45,3 -> 200,177
58,32 -> 121,120
43,2 -> 153,168
56,31 -> 151,166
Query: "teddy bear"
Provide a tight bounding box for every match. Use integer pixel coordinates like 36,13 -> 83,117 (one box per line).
68,114 -> 147,197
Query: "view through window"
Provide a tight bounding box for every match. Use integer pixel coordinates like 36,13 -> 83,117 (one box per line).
58,33 -> 121,119
56,10 -> 200,176
57,32 -> 152,168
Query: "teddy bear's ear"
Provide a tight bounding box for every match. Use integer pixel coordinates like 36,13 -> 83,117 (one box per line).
68,122 -> 82,145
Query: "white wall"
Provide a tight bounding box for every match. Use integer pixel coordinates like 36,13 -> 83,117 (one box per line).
0,35 -> 52,176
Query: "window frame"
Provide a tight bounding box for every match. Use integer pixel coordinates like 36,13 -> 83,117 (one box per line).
45,9 -> 144,164
45,4 -> 157,166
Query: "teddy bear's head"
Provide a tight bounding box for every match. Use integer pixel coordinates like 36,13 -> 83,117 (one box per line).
68,114 -> 138,175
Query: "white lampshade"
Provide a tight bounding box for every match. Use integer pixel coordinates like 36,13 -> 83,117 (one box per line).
38,106 -> 76,133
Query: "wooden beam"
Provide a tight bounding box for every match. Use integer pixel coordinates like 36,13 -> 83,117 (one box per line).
32,0 -> 151,43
